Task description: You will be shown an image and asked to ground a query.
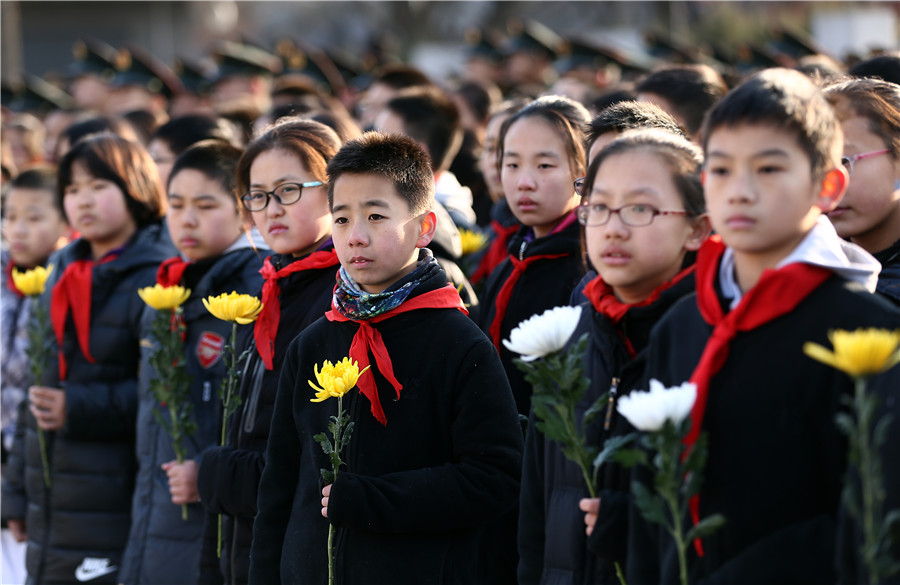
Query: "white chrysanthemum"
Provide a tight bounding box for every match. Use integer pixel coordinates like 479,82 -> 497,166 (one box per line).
502,305 -> 582,362
617,379 -> 697,432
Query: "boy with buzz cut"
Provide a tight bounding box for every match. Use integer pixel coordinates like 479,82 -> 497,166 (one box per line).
248,132 -> 523,585
624,68 -> 900,584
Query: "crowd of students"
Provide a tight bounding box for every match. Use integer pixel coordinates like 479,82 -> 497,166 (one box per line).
1,26 -> 900,585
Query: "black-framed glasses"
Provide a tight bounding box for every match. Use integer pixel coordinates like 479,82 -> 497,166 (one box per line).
576,202 -> 688,227
841,149 -> 890,176
240,181 -> 323,212
574,176 -> 585,196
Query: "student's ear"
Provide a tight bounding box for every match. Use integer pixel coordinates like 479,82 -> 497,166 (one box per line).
416,210 -> 437,248
815,166 -> 848,212
685,213 -> 712,251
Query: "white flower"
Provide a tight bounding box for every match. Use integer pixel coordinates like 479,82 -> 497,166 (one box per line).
502,305 -> 583,362
617,379 -> 697,432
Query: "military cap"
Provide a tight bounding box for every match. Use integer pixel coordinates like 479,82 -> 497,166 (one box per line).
173,58 -> 215,96
464,28 -> 504,64
211,41 -> 282,82
67,38 -> 117,82
9,74 -> 75,114
503,19 -> 562,61
110,46 -> 184,99
274,39 -> 345,95
554,38 -> 654,77
766,27 -> 828,62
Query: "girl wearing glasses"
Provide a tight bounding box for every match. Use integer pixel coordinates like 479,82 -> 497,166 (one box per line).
824,78 -> 900,306
518,129 -> 710,585
195,119 -> 342,585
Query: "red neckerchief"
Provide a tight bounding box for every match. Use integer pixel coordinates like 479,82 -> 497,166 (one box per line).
583,265 -> 695,358
682,235 -> 831,556
470,220 -> 520,285
156,256 -> 193,287
325,284 -> 467,425
255,250 -> 340,370
50,253 -> 120,381
6,262 -> 24,298
487,211 -> 578,353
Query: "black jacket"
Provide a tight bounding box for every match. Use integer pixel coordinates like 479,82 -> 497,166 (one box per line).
196,251 -> 339,585
626,274 -> 900,585
518,275 -> 696,585
478,219 -> 585,416
120,246 -> 264,585
248,267 -> 523,585
873,238 -> 900,306
1,224 -> 176,585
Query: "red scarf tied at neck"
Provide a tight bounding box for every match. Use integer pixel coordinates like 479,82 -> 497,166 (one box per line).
255,250 -> 340,370
582,266 -> 695,358
325,284 -> 467,425
156,256 -> 193,287
50,254 -> 120,381
681,236 -> 831,555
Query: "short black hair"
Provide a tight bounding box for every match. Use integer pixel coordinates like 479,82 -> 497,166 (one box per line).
326,131 -> 434,215
849,54 -> 900,85
588,100 -> 686,152
701,68 -> 840,180
383,86 -> 462,173
9,166 -> 64,215
168,139 -> 244,207
636,64 -> 728,135
151,114 -> 238,156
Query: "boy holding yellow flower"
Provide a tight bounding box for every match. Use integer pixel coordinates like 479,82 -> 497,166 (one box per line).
249,132 -> 523,585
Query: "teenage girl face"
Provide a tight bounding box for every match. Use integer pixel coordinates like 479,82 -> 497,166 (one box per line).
501,116 -> 580,238
63,161 -> 137,260
3,188 -> 70,268
167,169 -> 245,262
480,113 -> 509,202
248,148 -> 331,257
585,149 -> 706,304
827,114 -> 900,253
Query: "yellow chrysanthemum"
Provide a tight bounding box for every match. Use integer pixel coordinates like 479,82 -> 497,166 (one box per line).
137,283 -> 191,311
804,328 -> 900,378
11,265 -> 53,296
309,357 -> 370,402
202,291 -> 263,324
458,228 -> 488,256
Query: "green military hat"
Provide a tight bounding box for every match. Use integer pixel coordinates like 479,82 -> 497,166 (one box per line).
766,26 -> 828,62
464,27 -> 504,64
274,39 -> 345,95
503,18 -> 562,61
9,74 -> 75,114
211,41 -> 282,82
111,46 -> 184,99
644,31 -> 701,64
172,58 -> 215,96
67,38 -> 117,82
554,37 -> 655,77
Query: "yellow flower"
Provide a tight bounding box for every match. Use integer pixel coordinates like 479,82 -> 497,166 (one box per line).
11,265 -> 53,296
138,283 -> 191,311
804,328 -> 900,378
459,228 -> 488,256
309,358 -> 370,402
202,291 -> 263,324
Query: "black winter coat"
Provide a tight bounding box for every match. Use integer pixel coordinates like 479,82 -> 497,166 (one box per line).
248,267 -> 523,585
1,224 -> 175,585
119,246 -> 264,585
626,275 -> 900,585
518,275 -> 696,585
478,219 -> 584,416
196,251 -> 339,585
873,238 -> 900,306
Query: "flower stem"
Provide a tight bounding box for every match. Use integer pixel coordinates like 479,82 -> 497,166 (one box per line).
854,377 -> 879,585
37,427 -> 51,487
218,323 -> 238,557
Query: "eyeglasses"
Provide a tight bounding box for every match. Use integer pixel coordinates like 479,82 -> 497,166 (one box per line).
240,181 -> 323,212
576,202 -> 688,227
574,176 -> 585,196
841,149 -> 890,176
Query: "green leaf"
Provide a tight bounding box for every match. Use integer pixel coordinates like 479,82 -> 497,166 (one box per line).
632,480 -> 668,527
685,513 -> 726,542
320,468 -> 333,484
583,393 -> 608,425
593,433 -> 637,470
613,447 -> 648,468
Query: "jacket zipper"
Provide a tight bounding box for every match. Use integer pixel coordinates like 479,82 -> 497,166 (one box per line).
603,377 -> 620,432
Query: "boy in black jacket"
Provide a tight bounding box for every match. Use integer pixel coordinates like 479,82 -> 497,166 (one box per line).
623,68 -> 900,584
248,132 -> 523,585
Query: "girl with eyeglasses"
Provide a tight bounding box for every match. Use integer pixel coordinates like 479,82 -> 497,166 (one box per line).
824,78 -> 900,306
518,129 -> 710,585
195,119 -> 342,585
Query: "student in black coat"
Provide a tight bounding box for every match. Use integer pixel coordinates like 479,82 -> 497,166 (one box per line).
1,134 -> 176,584
195,119 -> 343,585
519,131 -> 710,585
249,132 -> 522,585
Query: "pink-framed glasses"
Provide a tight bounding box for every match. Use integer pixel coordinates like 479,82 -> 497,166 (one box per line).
841,149 -> 890,175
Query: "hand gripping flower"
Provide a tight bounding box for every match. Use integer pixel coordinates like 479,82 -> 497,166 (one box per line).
138,284 -> 194,519
310,357 -> 369,585
616,380 -> 725,585
12,265 -> 54,487
504,305 -> 611,497
202,291 -> 262,554
805,328 -> 900,584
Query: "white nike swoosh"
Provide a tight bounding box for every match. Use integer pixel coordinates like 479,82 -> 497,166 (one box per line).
74,564 -> 117,582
